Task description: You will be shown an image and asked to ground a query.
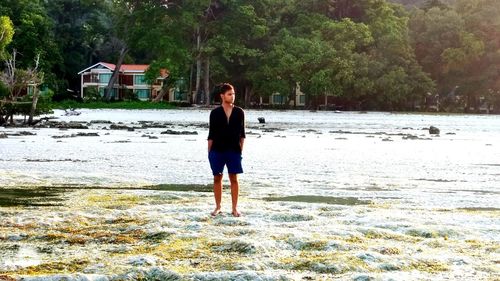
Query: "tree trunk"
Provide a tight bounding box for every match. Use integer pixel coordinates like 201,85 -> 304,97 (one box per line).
204,57 -> 210,106
0,114 -> 4,125
195,58 -> 202,103
28,87 -> 40,125
189,63 -> 195,104
244,84 -> 253,108
195,28 -> 202,104
152,81 -> 169,102
104,46 -> 128,101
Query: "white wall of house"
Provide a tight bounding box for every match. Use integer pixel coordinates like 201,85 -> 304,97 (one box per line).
295,83 -> 306,106
80,66 -> 117,98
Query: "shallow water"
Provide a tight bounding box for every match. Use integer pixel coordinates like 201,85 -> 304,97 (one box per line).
0,109 -> 499,280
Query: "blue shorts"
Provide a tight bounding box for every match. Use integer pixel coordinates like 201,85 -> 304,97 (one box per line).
208,150 -> 243,176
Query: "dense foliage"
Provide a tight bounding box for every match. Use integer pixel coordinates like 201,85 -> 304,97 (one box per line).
0,0 -> 498,112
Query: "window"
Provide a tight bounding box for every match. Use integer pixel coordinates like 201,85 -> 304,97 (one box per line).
299,95 -> 305,105
273,94 -> 285,104
27,86 -> 34,96
135,89 -> 150,100
134,75 -> 146,85
99,73 -> 112,84
99,88 -> 117,98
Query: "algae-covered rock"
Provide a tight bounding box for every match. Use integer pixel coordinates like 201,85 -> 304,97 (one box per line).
356,253 -> 379,263
214,218 -> 250,227
106,245 -> 132,254
189,270 -> 291,281
405,228 -> 458,239
377,247 -> 401,255
378,262 -> 402,271
127,255 -> 157,266
143,231 -> 174,242
19,273 -> 109,281
111,267 -> 181,281
352,275 -> 375,281
285,238 -> 328,251
211,240 -> 257,254
310,262 -> 344,274
271,214 -> 314,222
407,259 -> 449,272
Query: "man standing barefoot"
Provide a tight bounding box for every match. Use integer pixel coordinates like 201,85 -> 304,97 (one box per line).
207,83 -> 246,217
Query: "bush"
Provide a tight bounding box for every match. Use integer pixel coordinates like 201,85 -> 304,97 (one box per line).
83,86 -> 100,102
123,89 -> 139,101
0,81 -> 8,99
52,91 -> 76,102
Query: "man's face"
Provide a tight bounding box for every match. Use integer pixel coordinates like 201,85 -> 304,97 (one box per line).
221,89 -> 235,104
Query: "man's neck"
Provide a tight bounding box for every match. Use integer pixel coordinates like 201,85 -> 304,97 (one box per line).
222,102 -> 234,109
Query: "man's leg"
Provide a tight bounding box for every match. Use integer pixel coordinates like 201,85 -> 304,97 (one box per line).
212,174 -> 223,216
229,173 -> 240,217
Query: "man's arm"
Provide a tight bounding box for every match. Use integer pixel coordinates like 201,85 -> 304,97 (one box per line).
208,110 -> 214,152
240,108 -> 246,152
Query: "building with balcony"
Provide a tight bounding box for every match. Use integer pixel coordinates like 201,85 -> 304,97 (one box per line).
78,62 -> 165,101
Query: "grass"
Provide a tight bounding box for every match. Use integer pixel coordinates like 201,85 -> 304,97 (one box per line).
51,100 -> 177,110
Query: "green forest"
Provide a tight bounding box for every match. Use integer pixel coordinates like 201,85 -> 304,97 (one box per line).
0,0 -> 499,117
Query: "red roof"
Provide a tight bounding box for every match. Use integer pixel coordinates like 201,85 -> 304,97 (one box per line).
101,62 -> 149,72
78,62 -> 151,75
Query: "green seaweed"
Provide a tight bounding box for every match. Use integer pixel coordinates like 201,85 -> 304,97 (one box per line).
263,195 -> 371,205
406,259 -> 449,272
144,184 -> 213,193
0,187 -> 63,207
12,259 -> 90,275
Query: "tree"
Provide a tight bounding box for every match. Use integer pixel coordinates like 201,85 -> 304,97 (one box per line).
409,1 -> 497,112
0,16 -> 14,59
454,0 -> 500,112
249,0 -> 432,110
0,0 -> 63,92
0,50 -> 45,125
104,0 -> 177,102
45,0 -> 112,98
205,0 -> 269,106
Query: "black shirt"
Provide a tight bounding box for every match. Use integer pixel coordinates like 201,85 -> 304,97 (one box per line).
208,106 -> 246,152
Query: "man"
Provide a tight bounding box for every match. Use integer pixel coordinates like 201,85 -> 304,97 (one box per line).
207,83 -> 246,217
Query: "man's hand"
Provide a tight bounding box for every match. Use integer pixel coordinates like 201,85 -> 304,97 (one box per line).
240,138 -> 245,153
208,139 -> 213,152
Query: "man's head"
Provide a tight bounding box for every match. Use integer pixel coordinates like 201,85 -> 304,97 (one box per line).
213,83 -> 235,105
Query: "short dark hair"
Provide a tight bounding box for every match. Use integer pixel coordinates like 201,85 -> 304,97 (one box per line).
212,83 -> 234,97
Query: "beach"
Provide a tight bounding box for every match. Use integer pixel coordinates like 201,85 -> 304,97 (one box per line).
0,109 -> 498,280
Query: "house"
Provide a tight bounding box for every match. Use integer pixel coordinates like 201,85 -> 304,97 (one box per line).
78,62 -> 177,101
265,83 -> 306,107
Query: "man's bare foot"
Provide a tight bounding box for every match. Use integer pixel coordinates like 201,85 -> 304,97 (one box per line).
211,208 -> 222,217
231,210 -> 241,217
